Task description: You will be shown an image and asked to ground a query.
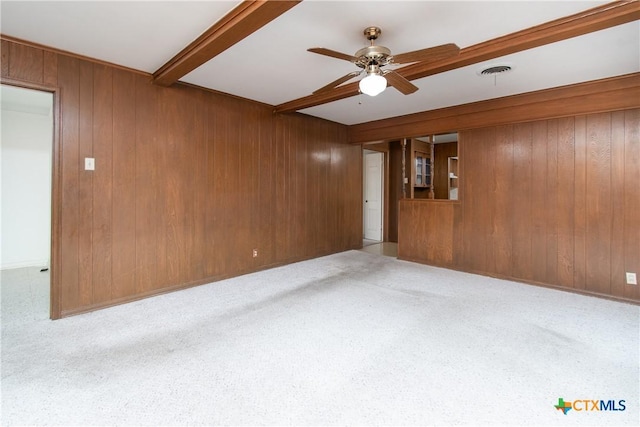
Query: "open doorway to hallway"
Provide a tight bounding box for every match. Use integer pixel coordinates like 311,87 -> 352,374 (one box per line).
1,84 -> 53,319
363,149 -> 383,242
362,147 -> 399,258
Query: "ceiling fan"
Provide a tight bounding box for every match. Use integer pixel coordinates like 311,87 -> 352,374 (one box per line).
308,26 -> 460,97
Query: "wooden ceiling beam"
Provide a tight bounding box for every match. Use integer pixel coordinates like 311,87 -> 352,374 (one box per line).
153,0 -> 301,87
274,0 -> 640,114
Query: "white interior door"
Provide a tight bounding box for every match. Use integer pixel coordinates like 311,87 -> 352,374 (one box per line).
363,150 -> 383,241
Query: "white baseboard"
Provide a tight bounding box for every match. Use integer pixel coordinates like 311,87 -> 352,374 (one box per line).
0,259 -> 49,270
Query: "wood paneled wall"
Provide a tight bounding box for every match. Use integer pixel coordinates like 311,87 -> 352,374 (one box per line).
1,39 -> 362,318
399,109 -> 640,302
388,141 -> 404,242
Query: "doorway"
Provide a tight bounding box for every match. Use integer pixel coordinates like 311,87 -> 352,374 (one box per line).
363,150 -> 383,242
1,84 -> 54,319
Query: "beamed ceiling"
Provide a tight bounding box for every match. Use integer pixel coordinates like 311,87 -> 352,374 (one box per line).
1,1 -> 638,125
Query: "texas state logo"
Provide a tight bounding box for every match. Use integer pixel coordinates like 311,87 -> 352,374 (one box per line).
554,397 -> 626,414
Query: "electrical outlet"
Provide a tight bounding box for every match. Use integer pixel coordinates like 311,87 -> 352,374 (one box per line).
84,157 -> 95,171
626,272 -> 637,285
252,249 -> 258,258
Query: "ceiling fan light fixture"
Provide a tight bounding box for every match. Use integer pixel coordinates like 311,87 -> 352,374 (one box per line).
359,68 -> 387,97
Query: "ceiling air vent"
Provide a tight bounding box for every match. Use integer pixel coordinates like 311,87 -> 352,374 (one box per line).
477,63 -> 514,77
480,65 -> 512,75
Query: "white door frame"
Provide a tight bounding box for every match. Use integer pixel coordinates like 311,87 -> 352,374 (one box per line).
1,81 -> 59,319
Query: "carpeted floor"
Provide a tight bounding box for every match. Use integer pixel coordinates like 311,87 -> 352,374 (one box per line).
1,250 -> 638,425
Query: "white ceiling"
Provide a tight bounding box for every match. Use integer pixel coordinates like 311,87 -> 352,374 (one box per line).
1,1 -> 638,125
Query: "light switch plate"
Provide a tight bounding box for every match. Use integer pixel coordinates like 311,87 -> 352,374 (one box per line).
85,158 -> 95,171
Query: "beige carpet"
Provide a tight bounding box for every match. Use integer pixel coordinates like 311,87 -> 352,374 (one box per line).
1,250 -> 638,425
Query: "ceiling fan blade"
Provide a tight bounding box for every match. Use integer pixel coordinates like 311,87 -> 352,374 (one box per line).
308,47 -> 358,63
313,71 -> 362,94
383,70 -> 419,95
392,43 -> 460,64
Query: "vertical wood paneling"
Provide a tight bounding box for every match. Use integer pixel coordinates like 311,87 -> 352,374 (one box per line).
347,131 -> 362,249
585,113 -> 612,294
462,128 -> 491,271
134,75 -> 158,293
429,204 -> 454,264
58,55 -> 80,312
225,100 -> 243,271
573,116 -> 587,290
398,201 -> 454,266
160,87 -> 196,285
545,120 -> 559,285
556,117 -> 575,288
461,133 -> 475,269
191,90 -> 207,280
294,118 -> 308,256
209,93 -> 225,276
155,86 -> 167,285
9,43 -> 43,83
480,128 -> 496,272
306,122 -> 318,253
203,92 -> 218,277
329,133 -> 342,249
237,100 -> 255,269
531,122 -> 548,283
111,69 -> 137,299
274,116 -> 285,260
43,51 -> 58,87
4,39 -> 362,317
320,124 -> 332,253
155,88 -> 175,286
623,109 -> 640,301
610,111 -> 625,297
91,64 -> 113,304
258,106 -> 275,266
493,126 -> 513,277
511,123 -> 533,281
399,109 -> 639,303
77,61 -> 94,306
332,126 -> 361,250
245,106 -> 262,269
388,141 -> 402,243
180,89 -> 197,283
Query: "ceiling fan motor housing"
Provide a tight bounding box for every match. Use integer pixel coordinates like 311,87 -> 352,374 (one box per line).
354,27 -> 392,68
354,45 -> 392,68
